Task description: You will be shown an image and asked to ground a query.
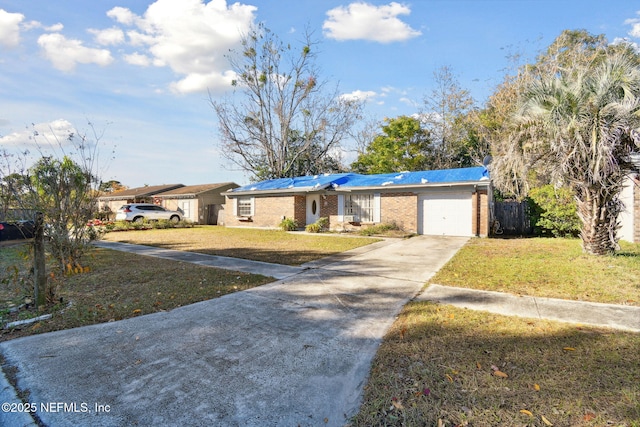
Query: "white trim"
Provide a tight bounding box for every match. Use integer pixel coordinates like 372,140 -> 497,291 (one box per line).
373,193 -> 381,223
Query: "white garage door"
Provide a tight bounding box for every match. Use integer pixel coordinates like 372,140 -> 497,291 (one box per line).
418,192 -> 473,236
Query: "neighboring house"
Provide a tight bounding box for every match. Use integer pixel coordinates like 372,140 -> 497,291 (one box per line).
619,174 -> 640,243
155,183 -> 239,225
97,184 -> 184,219
224,166 -> 492,237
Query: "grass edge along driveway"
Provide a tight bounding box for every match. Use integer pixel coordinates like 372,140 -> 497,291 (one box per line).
101,226 -> 381,266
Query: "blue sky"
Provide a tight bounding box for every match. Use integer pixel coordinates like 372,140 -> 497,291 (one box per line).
1,0 -> 639,187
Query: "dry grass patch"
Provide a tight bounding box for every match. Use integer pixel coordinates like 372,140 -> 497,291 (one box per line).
102,226 -> 379,265
353,301 -> 640,427
429,238 -> 640,306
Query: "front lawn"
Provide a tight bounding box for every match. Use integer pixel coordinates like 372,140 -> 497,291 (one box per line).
101,226 -> 379,265
354,237 -> 640,426
429,237 -> 640,306
0,246 -> 272,342
353,302 -> 640,426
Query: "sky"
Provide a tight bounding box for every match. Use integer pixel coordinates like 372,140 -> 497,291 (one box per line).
0,0 -> 639,188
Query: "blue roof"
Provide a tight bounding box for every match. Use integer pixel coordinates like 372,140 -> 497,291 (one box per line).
230,166 -> 489,194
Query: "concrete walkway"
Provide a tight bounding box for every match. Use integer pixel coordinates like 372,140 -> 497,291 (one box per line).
92,240 -> 304,280
0,236 -> 467,427
419,284 -> 640,332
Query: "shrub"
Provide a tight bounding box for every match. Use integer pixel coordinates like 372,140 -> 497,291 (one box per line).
305,217 -> 329,233
527,185 -> 581,237
279,217 -> 298,231
359,222 -> 400,236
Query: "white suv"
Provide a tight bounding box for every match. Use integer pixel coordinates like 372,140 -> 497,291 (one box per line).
115,203 -> 183,223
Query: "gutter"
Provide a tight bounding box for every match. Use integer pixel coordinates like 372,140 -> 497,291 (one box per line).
223,179 -> 491,197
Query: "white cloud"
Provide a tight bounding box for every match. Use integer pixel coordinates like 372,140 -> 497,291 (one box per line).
108,0 -> 257,94
37,33 -> 114,72
625,16 -> 640,38
107,6 -> 138,26
340,90 -> 377,102
0,9 -> 24,48
22,20 -> 63,32
124,52 -> 152,66
169,70 -> 237,94
0,119 -> 76,147
89,27 -> 125,46
323,2 -> 421,43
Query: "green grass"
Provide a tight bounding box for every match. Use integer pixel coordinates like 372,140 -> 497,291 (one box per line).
102,225 -> 379,265
429,237 -> 640,306
354,237 -> 640,426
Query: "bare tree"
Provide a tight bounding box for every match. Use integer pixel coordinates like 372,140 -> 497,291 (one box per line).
212,25 -> 363,181
422,66 -> 478,169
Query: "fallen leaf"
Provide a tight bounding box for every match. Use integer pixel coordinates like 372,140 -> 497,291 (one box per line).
520,409 -> 533,417
563,347 -> 576,351
583,412 -> 595,421
541,414 -> 553,426
491,365 -> 499,371
476,361 -> 482,370
391,398 -> 404,410
133,309 -> 142,315
533,383 -> 541,391
445,374 -> 454,383
493,370 -> 509,378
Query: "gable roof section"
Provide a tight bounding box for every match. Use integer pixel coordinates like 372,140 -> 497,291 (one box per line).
98,184 -> 184,201
228,167 -> 489,196
155,182 -> 238,198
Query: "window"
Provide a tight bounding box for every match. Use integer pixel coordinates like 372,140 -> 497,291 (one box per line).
344,194 -> 374,222
237,197 -> 253,217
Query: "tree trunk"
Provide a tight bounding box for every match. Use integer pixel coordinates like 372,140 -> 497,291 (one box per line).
575,187 -> 619,255
33,212 -> 47,308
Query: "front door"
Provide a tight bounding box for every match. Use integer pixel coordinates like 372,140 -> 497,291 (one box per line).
306,195 -> 321,225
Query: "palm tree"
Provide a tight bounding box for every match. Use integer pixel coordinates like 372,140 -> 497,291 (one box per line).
513,49 -> 640,255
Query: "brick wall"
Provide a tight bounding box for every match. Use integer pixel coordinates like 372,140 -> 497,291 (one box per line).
472,190 -> 489,237
293,195 -> 306,227
225,195 -> 297,228
380,192 -> 418,233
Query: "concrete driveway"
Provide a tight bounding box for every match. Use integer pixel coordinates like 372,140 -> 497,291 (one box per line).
0,236 -> 468,427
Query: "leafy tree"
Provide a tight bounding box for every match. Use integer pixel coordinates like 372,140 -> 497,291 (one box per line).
527,185 -> 581,237
351,115 -> 433,174
488,30 -> 622,198
212,25 -> 363,181
502,46 -> 640,254
99,180 -> 126,193
24,156 -> 96,273
422,66 -> 479,169
1,121 -> 113,300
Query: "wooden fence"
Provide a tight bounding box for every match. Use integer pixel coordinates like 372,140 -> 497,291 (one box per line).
493,201 -> 533,236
